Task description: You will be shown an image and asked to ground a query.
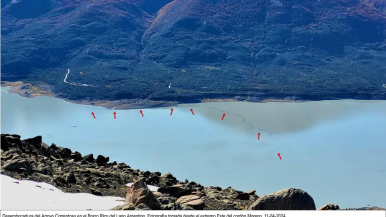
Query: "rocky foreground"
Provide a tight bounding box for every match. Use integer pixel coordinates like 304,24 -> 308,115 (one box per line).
1,134 -> 384,210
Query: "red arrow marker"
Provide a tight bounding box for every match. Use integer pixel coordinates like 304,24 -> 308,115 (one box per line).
190,108 -> 194,115
170,108 -> 173,115
113,112 -> 116,119
91,112 -> 95,119
140,110 -> 144,117
258,133 -> 260,140
221,113 -> 226,120
278,153 -> 282,160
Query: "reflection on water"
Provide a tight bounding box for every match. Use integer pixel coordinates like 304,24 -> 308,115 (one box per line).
1,87 -> 386,208
180,100 -> 386,136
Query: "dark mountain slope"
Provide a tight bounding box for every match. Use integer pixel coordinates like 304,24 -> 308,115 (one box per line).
2,0 -> 386,102
139,0 -> 386,101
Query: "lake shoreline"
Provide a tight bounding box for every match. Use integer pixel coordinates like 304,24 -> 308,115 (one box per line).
3,81 -> 386,111
2,81 -> 309,110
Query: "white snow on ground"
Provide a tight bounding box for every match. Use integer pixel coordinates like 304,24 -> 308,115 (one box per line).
125,183 -> 159,192
1,174 -> 125,210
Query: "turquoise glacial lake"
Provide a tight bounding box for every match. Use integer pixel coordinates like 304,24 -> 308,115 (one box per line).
1,87 -> 386,208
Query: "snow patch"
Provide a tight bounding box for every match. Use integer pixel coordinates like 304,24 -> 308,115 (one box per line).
1,175 -> 125,211
125,182 -> 159,192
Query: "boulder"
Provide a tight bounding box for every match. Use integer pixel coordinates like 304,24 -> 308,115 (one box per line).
148,173 -> 160,185
40,142 -> 50,155
125,178 -> 161,210
141,171 -> 151,177
158,183 -> 192,197
118,162 -> 131,169
159,172 -> 178,187
248,188 -> 316,210
5,134 -> 21,146
153,192 -> 163,198
94,180 -> 110,189
48,144 -> 61,158
247,190 -> 256,195
3,159 -> 33,175
4,134 -> 21,140
50,143 -> 58,150
235,192 -> 250,200
58,147 -> 72,158
22,136 -> 42,148
20,142 -> 38,154
1,134 -> 10,151
175,195 -> 205,210
65,172 -> 77,184
96,155 -> 109,166
70,152 -> 82,161
53,176 -> 67,187
157,196 -> 177,205
318,204 -> 340,210
83,154 -> 94,162
91,189 -> 102,196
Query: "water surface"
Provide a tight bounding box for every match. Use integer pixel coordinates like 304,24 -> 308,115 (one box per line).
1,87 -> 386,208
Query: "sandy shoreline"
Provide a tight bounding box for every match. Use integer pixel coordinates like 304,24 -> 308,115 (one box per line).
1,81 -> 179,110
1,81 -> 300,110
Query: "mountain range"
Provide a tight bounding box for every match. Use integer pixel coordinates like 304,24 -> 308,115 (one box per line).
2,0 -> 386,102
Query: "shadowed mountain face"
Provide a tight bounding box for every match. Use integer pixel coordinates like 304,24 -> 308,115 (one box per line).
2,0 -> 386,101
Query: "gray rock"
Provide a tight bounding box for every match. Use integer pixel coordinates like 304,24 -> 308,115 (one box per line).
66,172 -> 77,184
159,172 -> 178,187
157,196 -> 176,205
118,162 -> 130,169
58,147 -> 72,158
235,192 -> 250,200
20,142 -> 38,154
318,204 -> 340,210
5,135 -> 21,146
91,189 -> 102,196
22,136 -> 42,148
158,183 -> 192,197
175,195 -> 205,210
40,143 -> 50,155
248,188 -> 316,210
4,134 -> 21,140
94,180 -> 110,189
1,134 -> 10,151
3,159 -> 33,175
53,176 -> 67,186
50,143 -> 58,150
70,152 -> 82,161
125,178 -> 161,210
83,154 -> 95,162
48,144 -> 61,158
247,190 -> 256,195
96,155 -> 109,166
